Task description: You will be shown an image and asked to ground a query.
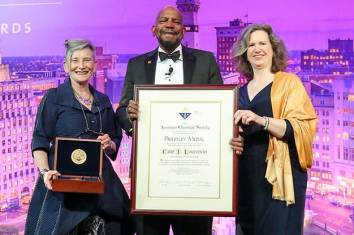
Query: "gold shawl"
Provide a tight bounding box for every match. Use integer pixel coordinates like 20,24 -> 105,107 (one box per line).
265,72 -> 318,205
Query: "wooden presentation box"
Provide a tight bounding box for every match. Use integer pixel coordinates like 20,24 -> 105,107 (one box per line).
52,137 -> 104,194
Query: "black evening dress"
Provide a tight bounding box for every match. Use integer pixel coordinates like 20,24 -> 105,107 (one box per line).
236,83 -> 308,235
25,81 -> 134,235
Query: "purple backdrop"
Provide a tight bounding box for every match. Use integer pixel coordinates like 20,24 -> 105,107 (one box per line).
0,0 -> 354,234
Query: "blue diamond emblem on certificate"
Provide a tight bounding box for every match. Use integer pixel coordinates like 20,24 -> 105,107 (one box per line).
179,112 -> 191,120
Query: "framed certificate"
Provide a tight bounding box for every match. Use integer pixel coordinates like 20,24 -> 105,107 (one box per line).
131,85 -> 238,216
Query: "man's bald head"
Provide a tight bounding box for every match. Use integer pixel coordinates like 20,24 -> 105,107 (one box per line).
152,6 -> 185,53
155,6 -> 184,25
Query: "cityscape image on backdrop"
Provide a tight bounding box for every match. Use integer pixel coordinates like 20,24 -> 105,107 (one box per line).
0,0 -> 353,234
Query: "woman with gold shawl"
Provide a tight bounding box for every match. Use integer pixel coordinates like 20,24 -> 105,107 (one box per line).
230,24 -> 317,235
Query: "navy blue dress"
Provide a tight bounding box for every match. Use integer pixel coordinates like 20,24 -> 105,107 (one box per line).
236,83 -> 307,235
25,80 -> 133,235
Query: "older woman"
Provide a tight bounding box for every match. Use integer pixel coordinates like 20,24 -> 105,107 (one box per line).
231,24 -> 317,235
25,39 -> 134,234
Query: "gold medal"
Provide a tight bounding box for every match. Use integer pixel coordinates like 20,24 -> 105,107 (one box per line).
71,149 -> 87,165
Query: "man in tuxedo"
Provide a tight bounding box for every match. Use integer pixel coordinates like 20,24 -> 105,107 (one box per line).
116,6 -> 242,235
117,5 -> 222,119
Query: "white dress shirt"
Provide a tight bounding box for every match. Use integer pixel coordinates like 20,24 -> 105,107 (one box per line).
155,45 -> 184,84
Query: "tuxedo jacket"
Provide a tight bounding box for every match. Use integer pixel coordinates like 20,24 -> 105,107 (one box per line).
116,45 -> 223,134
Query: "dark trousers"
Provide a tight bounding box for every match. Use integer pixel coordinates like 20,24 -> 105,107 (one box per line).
68,213 -> 135,235
136,215 -> 212,235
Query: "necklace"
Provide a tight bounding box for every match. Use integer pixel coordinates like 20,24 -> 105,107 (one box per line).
73,89 -> 93,106
77,98 -> 103,137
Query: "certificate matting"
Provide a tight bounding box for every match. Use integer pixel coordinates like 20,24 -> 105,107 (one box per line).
131,85 -> 238,216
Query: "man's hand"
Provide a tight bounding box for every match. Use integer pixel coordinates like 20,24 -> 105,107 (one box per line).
127,100 -> 139,122
230,126 -> 244,155
230,136 -> 244,156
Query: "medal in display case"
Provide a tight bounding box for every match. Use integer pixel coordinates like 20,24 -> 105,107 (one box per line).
52,137 -> 104,194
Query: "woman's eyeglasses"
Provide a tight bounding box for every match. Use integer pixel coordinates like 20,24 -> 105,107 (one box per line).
74,88 -> 103,138
80,128 -> 103,137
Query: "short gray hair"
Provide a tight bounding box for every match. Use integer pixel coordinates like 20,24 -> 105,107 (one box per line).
64,39 -> 95,62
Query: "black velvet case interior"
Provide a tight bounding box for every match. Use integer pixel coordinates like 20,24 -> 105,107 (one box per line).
55,139 -> 101,177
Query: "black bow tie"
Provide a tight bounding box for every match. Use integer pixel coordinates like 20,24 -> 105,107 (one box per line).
159,51 -> 180,62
